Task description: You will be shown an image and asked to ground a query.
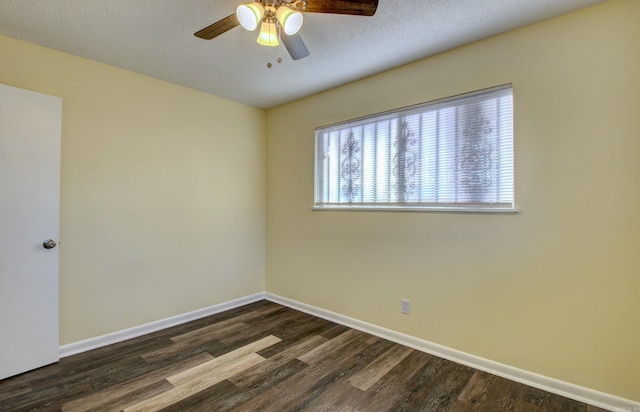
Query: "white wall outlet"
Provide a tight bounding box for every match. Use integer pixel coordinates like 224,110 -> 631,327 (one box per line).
401,299 -> 410,314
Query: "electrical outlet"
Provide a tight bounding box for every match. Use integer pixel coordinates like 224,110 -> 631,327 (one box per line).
401,299 -> 410,314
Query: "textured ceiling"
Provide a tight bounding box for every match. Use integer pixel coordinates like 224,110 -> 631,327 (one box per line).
0,0 -> 606,109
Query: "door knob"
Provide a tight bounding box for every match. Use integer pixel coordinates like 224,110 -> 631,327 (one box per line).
42,239 -> 57,249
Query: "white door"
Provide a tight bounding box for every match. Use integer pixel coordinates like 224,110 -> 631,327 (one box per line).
0,83 -> 61,380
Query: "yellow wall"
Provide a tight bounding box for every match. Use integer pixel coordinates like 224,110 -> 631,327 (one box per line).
0,35 -> 266,344
266,0 -> 640,401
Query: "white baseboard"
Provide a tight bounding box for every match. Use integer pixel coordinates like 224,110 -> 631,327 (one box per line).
59,292 -> 265,358
265,293 -> 640,412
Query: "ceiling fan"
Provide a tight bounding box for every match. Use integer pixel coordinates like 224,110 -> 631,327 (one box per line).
194,0 -> 379,61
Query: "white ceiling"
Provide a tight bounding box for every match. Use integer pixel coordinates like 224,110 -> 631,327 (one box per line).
0,0 -> 606,109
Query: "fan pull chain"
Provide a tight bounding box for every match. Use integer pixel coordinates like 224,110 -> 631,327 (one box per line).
267,22 -> 284,69
277,23 -> 283,64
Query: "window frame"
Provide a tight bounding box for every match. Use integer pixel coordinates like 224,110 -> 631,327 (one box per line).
313,85 -> 518,214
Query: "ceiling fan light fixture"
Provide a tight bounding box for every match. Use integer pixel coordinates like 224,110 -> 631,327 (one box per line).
276,6 -> 303,35
257,20 -> 279,46
237,2 -> 264,31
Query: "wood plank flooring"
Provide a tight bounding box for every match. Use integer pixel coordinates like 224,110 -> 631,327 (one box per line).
0,300 -> 610,411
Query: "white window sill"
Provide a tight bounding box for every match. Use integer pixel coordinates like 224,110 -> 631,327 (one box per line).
312,206 -> 520,214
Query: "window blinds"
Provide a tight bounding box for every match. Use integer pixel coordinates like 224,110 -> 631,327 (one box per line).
314,85 -> 514,211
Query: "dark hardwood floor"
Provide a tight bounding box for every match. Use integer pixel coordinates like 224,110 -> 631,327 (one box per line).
0,300 -> 609,411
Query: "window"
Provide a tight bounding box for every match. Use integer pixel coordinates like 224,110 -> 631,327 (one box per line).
314,85 -> 515,212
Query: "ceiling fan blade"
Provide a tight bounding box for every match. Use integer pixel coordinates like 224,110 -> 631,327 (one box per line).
304,0 -> 378,16
282,33 -> 310,60
194,14 -> 239,40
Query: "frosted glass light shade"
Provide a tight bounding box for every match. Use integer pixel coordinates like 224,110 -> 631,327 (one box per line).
237,2 -> 264,31
257,21 -> 279,46
276,7 -> 303,35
